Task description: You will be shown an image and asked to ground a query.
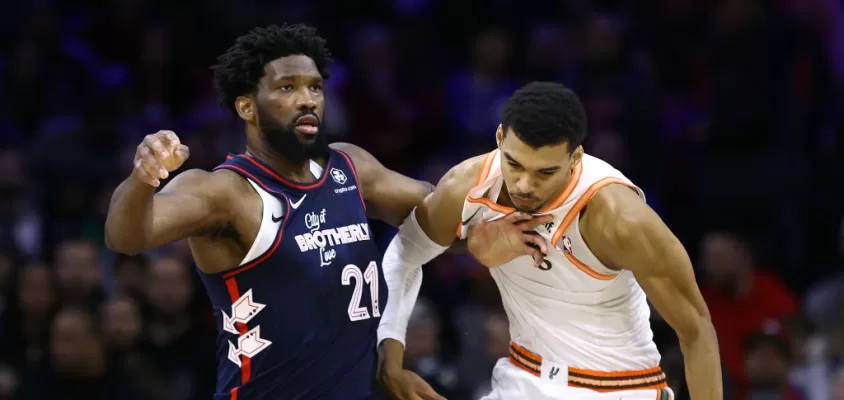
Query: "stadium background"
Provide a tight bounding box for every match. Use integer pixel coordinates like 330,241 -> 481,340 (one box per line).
0,0 -> 843,399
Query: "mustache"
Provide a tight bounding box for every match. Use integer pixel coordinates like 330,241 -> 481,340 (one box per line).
291,110 -> 321,125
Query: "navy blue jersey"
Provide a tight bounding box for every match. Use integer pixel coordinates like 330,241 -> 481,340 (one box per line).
197,150 -> 387,400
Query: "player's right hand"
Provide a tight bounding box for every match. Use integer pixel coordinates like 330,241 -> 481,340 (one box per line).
132,130 -> 190,187
380,368 -> 447,400
466,212 -> 553,268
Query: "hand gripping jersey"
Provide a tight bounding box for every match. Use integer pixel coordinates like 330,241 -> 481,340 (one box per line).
458,150 -> 668,395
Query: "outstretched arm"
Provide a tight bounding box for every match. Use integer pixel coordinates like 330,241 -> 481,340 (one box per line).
580,184 -> 722,400
374,157 -> 483,399
330,142 -> 435,227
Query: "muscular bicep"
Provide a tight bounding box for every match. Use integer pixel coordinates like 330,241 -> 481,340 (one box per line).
145,169 -> 230,247
583,185 -> 711,341
364,168 -> 434,227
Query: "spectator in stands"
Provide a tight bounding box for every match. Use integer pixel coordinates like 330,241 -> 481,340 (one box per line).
100,295 -> 176,400
0,263 -> 56,371
54,238 -> 104,309
744,331 -> 804,400
16,307 -> 151,399
783,315 -> 830,400
137,256 -> 215,400
100,295 -> 142,354
699,229 -> 799,394
113,253 -> 148,300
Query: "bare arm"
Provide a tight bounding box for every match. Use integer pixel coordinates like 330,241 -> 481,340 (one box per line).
378,157 -> 481,370
105,170 -> 233,255
580,184 -> 722,400
330,142 -> 435,227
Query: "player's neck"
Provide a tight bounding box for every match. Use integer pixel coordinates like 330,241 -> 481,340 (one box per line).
246,146 -> 320,183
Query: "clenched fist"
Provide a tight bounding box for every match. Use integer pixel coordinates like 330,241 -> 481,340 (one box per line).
132,130 -> 190,187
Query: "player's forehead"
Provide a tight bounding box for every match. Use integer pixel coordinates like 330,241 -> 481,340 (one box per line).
501,129 -> 571,168
262,55 -> 322,82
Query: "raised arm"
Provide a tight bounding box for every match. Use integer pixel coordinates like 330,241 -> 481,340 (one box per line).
105,131 -> 232,255
330,142 -> 435,227
580,184 -> 722,400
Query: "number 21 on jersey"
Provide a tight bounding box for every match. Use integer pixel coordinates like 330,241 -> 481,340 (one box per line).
341,261 -> 380,321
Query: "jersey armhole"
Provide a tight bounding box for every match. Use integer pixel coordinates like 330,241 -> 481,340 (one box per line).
550,178 -> 640,280
238,179 -> 285,266
455,151 -> 499,238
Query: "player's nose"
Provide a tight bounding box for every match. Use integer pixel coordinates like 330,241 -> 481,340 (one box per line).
294,90 -> 317,110
515,174 -> 535,193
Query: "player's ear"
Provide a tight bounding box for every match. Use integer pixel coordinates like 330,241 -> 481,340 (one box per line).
235,96 -> 255,122
495,124 -> 503,147
571,145 -> 584,168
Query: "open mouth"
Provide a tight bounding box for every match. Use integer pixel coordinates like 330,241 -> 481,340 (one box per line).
294,115 -> 319,135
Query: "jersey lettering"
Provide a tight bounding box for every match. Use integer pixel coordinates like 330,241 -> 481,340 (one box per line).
293,208 -> 372,267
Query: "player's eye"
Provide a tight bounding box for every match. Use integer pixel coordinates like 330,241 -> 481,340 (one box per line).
279,85 -> 294,91
310,84 -> 323,92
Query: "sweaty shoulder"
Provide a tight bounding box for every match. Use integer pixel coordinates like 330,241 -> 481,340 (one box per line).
417,152 -> 491,246
581,183 -> 648,239
435,153 -> 490,203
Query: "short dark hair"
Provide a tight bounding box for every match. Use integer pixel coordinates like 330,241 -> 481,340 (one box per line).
501,81 -> 587,150
211,24 -> 333,115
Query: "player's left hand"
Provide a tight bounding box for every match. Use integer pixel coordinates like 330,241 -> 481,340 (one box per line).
466,212 -> 553,268
379,368 -> 447,400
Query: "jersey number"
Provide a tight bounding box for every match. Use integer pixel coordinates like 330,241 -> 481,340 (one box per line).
341,261 -> 381,321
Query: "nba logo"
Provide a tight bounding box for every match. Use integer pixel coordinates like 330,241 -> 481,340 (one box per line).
559,236 -> 573,254
330,168 -> 347,185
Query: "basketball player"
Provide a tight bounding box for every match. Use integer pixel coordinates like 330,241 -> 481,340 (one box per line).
377,82 -> 723,399
105,24 -> 509,400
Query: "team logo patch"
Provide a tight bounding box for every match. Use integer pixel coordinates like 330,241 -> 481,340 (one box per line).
330,168 -> 347,185
558,236 -> 573,254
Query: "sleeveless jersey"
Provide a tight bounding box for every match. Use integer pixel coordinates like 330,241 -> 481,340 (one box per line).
198,150 -> 387,400
457,150 -> 661,372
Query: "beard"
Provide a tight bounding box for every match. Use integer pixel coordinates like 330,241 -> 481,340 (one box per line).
257,107 -> 329,164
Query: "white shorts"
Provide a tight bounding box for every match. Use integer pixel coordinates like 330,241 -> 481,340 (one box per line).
480,358 -> 675,400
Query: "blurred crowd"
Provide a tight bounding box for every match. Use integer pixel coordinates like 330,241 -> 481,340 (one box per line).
0,0 -> 843,399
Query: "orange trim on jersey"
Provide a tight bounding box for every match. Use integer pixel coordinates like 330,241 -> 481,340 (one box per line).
225,278 -> 252,395
550,178 -> 640,280
476,151 -> 497,186
509,342 -> 667,392
457,153 -> 583,238
455,151 -> 498,237
538,162 -> 582,212
465,157 -> 584,216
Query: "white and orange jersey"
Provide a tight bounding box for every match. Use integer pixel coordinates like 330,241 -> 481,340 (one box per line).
457,150 -> 664,388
